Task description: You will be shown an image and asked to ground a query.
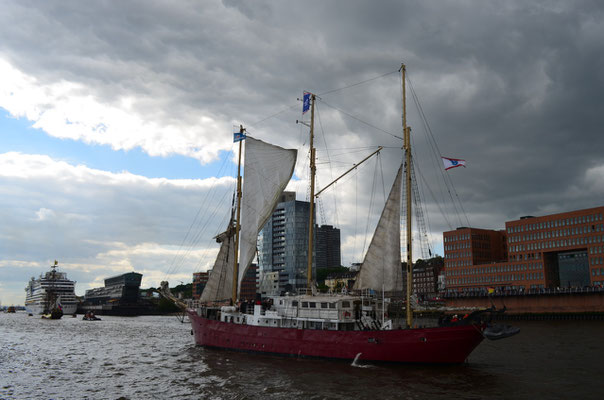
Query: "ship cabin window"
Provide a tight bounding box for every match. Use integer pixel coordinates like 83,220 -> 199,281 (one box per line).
329,303 -> 336,309
341,301 -> 351,308
309,302 -> 316,308
338,322 -> 355,331
292,301 -> 298,307
302,302 -> 308,308
279,300 -> 283,305
320,302 -> 328,309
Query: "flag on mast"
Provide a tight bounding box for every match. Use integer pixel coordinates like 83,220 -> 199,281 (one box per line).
234,130 -> 246,142
442,157 -> 466,170
302,92 -> 311,114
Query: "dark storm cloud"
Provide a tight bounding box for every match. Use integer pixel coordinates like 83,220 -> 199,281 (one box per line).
1,0 -> 603,254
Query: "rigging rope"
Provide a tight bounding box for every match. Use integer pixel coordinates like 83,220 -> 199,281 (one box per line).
406,72 -> 471,228
410,155 -> 432,259
164,153 -> 234,279
315,104 -> 339,227
318,70 -> 399,97
320,100 -> 403,141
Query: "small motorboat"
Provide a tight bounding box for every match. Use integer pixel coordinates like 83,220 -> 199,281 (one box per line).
483,324 -> 520,340
83,311 -> 101,321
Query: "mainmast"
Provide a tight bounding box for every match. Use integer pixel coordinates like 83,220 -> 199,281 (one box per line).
232,125 -> 245,304
401,64 -> 413,328
307,94 -> 316,291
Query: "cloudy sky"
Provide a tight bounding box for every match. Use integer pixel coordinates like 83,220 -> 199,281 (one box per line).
1,0 -> 603,305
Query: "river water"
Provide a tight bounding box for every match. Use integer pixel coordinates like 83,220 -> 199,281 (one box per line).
1,312 -> 602,399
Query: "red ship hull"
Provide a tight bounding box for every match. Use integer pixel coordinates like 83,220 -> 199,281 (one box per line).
188,311 -> 485,363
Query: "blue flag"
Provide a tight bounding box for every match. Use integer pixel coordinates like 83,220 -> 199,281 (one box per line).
302,92 -> 311,114
234,131 -> 246,142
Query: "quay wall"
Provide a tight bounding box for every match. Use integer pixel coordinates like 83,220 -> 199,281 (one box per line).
445,292 -> 604,314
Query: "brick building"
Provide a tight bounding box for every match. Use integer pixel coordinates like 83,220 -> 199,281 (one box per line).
192,271 -> 209,300
411,258 -> 444,299
239,263 -> 259,301
444,206 -> 604,293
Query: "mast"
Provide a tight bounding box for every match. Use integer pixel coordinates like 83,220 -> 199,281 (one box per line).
232,125 -> 245,304
307,94 -> 316,291
401,64 -> 413,328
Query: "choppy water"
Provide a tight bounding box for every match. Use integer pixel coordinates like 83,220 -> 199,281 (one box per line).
1,312 -> 602,400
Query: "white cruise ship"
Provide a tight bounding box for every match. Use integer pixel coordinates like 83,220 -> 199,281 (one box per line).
25,261 -> 78,315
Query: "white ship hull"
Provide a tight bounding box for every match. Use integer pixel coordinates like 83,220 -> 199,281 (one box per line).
25,264 -> 78,315
25,302 -> 78,315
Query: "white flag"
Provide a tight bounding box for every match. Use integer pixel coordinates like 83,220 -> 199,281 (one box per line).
442,157 -> 466,170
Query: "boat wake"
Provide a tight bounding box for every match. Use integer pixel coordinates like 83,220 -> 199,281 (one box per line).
351,353 -> 373,368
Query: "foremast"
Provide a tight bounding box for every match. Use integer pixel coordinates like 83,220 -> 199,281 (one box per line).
401,64 -> 413,328
232,125 -> 245,304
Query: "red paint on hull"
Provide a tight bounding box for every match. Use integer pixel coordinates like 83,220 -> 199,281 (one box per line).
187,311 -> 485,363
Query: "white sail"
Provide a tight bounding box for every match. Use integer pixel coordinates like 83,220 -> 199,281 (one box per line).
238,137 -> 297,293
353,164 -> 403,292
200,227 -> 236,303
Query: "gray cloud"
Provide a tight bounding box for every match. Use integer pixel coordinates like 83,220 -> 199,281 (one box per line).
1,0 -> 604,303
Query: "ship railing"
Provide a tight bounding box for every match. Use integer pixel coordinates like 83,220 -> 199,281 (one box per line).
442,285 -> 604,299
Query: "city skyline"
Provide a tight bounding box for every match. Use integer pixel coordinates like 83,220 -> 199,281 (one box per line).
2,1 -> 604,305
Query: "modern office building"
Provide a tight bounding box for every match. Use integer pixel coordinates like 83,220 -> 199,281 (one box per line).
443,206 -> 604,293
258,192 -> 315,290
316,225 -> 341,269
258,270 -> 290,296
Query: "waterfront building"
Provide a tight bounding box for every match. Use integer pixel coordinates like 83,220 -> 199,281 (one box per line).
411,258 -> 444,299
258,191 -> 316,289
443,206 -> 604,293
325,271 -> 357,292
192,271 -> 209,300
80,272 -> 153,315
85,272 -> 142,304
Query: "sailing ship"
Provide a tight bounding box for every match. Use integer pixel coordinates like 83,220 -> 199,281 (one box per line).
162,64 -> 517,363
25,260 -> 77,319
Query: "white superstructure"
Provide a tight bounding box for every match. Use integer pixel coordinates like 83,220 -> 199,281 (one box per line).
25,262 -> 78,315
